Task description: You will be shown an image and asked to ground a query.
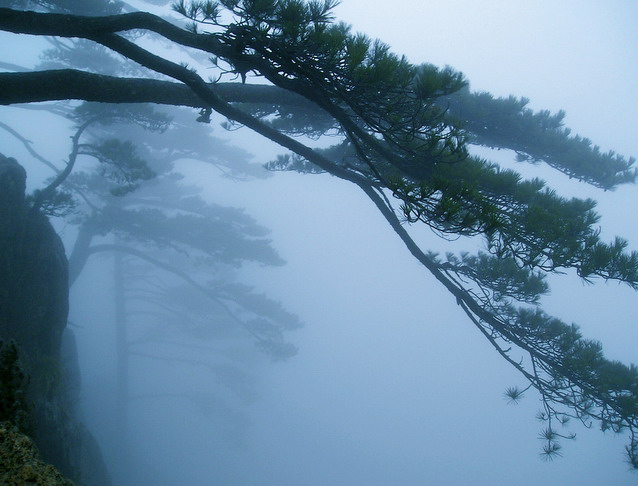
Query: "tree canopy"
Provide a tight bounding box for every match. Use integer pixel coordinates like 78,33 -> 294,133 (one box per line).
1,0 -> 637,469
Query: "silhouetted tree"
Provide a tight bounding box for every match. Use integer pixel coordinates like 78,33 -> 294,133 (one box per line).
1,3 -> 302,480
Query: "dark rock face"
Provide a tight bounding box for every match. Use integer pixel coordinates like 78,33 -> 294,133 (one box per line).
0,154 -> 68,391
0,421 -> 74,486
0,154 -> 111,486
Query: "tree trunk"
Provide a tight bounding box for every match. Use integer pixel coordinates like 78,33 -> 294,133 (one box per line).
112,250 -> 130,476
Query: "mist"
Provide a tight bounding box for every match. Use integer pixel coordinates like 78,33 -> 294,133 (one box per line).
1,1 -> 637,485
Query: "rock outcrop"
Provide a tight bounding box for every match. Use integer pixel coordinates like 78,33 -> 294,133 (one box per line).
0,154 -> 111,486
0,421 -> 74,486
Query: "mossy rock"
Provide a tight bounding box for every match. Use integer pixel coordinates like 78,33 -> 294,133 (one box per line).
0,421 -> 74,485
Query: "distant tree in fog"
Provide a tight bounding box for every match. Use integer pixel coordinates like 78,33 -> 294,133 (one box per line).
0,3 -> 302,474
1,0 -> 638,468
0,0 -> 301,358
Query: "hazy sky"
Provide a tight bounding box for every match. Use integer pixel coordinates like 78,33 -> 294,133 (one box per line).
206,2 -> 638,485
104,2 -> 638,484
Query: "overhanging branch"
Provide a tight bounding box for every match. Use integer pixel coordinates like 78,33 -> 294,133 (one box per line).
0,69 -> 316,108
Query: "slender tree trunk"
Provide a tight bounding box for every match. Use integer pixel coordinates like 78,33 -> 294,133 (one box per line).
68,224 -> 95,287
112,250 -> 130,479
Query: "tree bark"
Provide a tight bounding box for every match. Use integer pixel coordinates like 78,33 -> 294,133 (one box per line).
67,223 -> 95,287
0,69 -> 315,108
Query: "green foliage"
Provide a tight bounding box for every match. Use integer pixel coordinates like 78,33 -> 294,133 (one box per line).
539,430 -> 563,461
438,251 -> 548,304
504,386 -> 525,404
414,63 -> 467,100
97,198 -> 285,267
123,268 -> 301,369
234,100 -> 336,137
27,187 -> 77,217
79,138 -> 155,196
443,87 -> 637,190
176,0 -> 469,174
212,281 -> 302,359
176,0 -> 638,289
384,151 -> 638,285
485,305 -> 638,461
72,103 -> 172,133
40,39 -> 126,75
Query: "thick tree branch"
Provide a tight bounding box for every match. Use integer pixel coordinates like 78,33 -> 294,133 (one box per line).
0,8 -> 198,41
80,30 -> 363,185
0,69 -> 315,108
0,7 -> 434,179
68,224 -> 96,286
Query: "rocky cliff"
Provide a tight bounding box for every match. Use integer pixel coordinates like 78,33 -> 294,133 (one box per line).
0,153 -> 111,486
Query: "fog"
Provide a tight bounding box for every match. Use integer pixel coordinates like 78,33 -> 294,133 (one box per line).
1,1 -> 637,485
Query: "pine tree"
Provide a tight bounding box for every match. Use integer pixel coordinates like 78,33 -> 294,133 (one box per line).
0,0 -> 637,468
